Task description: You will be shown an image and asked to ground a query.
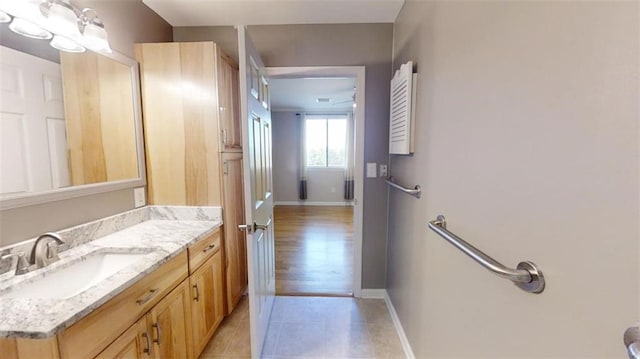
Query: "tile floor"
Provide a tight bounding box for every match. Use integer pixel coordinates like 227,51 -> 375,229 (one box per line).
199,295 -> 406,359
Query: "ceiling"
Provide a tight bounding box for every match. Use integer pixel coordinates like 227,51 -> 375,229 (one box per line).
142,0 -> 405,26
270,77 -> 356,112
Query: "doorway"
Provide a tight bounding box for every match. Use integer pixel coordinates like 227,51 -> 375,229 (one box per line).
266,66 -> 365,297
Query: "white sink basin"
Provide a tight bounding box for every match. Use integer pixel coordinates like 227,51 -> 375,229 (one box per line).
1,250 -> 154,299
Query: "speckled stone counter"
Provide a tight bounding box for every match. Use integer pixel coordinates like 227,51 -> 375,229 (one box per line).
0,206 -> 222,338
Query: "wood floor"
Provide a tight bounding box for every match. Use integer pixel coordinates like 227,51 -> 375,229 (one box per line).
273,205 -> 353,296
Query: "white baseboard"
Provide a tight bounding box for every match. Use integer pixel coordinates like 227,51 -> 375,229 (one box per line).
359,289 -> 386,299
275,201 -> 354,206
383,290 -> 416,359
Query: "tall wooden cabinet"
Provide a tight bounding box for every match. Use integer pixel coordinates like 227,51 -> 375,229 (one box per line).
135,41 -> 248,317
218,52 -> 242,152
222,152 -> 247,312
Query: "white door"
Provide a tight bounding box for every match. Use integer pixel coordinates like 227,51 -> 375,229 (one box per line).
237,26 -> 276,358
0,46 -> 69,196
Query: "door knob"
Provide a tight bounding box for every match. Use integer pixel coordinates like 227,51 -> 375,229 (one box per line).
254,218 -> 272,231
238,218 -> 272,233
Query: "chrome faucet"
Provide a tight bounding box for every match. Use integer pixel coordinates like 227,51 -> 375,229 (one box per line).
30,232 -> 65,268
0,233 -> 65,276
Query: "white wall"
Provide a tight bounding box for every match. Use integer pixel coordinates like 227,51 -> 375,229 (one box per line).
272,110 -> 352,205
387,1 -> 639,357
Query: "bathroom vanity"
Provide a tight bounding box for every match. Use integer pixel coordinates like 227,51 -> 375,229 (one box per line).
0,206 -> 225,359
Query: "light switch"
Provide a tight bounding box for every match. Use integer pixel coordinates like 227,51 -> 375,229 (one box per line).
134,187 -> 146,208
367,163 -> 377,178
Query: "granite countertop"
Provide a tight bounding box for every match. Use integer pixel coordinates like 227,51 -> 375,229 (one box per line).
0,206 -> 222,339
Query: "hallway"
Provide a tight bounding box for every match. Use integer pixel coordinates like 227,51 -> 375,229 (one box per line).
273,205 -> 353,295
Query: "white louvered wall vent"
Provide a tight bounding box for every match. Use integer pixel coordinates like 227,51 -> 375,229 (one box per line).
389,61 -> 417,155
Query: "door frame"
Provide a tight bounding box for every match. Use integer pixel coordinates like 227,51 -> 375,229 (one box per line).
265,66 -> 365,297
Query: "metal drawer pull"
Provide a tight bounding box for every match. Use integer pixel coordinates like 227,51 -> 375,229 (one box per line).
136,288 -> 159,305
193,283 -> 200,302
428,215 -> 545,294
142,332 -> 151,354
202,243 -> 216,253
152,323 -> 162,345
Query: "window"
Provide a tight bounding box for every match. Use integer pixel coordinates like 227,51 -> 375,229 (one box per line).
305,116 -> 347,167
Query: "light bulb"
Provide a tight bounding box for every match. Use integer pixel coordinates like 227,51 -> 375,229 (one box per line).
46,1 -> 80,38
50,34 -> 85,53
82,21 -> 111,53
9,17 -> 52,39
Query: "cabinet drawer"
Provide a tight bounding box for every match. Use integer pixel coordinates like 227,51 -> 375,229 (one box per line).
188,228 -> 221,274
58,251 -> 188,359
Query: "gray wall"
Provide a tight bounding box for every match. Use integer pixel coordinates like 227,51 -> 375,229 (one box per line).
0,0 -> 172,246
272,111 -> 352,204
175,24 -> 393,289
388,1 -> 639,357
272,111 -> 301,202
174,26 -> 238,61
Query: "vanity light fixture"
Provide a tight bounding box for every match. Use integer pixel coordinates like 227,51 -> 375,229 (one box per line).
42,0 -> 81,38
80,8 -> 111,53
0,0 -> 112,54
50,34 -> 85,52
9,17 -> 52,39
0,10 -> 11,23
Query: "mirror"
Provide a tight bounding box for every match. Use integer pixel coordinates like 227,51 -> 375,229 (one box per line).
0,26 -> 145,209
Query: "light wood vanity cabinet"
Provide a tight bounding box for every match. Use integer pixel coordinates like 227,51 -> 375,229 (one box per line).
59,251 -> 189,359
136,41 -> 248,315
0,229 -> 228,359
189,251 -> 224,356
96,230 -> 224,359
185,230 -> 225,358
146,280 -> 194,359
96,280 -> 193,359
94,320 -> 148,359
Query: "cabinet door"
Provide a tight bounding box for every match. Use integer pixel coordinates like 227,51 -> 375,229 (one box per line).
148,280 -> 193,359
222,152 -> 248,313
218,51 -> 242,151
95,320 -> 150,359
135,42 -> 222,206
189,252 -> 225,357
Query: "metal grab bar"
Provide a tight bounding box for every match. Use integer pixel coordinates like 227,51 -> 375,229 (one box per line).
625,325 -> 640,359
385,177 -> 421,198
428,215 -> 545,294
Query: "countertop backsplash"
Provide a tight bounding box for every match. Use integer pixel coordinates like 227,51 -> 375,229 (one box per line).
0,206 -> 222,277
